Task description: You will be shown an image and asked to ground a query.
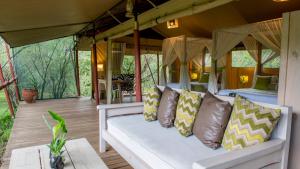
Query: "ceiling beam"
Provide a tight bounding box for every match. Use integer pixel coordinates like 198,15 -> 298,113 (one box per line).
95,0 -> 235,42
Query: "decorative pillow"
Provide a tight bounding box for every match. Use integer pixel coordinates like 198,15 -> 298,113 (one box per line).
143,87 -> 162,121
157,87 -> 179,128
193,92 -> 232,149
174,90 -> 201,137
254,76 -> 272,90
222,95 -> 281,151
199,73 -> 209,83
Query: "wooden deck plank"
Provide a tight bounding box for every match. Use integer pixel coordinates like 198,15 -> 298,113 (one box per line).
0,97 -> 132,169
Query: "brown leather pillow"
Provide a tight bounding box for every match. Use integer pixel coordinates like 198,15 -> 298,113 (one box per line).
193,92 -> 232,149
157,87 -> 179,128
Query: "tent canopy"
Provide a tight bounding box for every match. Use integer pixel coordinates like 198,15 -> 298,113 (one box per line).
0,0 -> 299,48
0,0 -> 121,47
160,35 -> 212,89
208,18 -> 282,93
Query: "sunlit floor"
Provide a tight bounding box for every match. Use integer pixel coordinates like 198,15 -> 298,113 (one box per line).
0,97 -> 132,169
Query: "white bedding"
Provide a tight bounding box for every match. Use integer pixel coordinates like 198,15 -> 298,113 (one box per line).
107,114 -> 227,169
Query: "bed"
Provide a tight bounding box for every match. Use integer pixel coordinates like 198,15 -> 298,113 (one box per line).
218,88 -> 278,104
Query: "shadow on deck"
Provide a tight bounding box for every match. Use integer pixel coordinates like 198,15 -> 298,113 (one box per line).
0,97 -> 132,169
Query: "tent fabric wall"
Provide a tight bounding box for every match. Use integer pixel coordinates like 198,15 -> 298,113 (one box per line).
208,18 -> 282,94
160,35 -> 212,89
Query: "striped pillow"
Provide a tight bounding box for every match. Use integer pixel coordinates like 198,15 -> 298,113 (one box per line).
175,90 -> 201,137
222,95 -> 281,151
143,87 -> 161,121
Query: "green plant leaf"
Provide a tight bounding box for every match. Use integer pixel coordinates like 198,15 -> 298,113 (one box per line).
48,110 -> 67,133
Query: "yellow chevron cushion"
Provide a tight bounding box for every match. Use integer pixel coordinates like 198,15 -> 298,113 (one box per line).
143,87 -> 162,121
222,95 -> 281,151
175,90 -> 201,137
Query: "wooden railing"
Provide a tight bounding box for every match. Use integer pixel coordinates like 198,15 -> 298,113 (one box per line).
0,43 -> 20,118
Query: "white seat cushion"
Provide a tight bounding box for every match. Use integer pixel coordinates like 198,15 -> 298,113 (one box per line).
107,114 -> 227,169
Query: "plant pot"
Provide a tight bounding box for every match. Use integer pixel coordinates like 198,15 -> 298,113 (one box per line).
22,88 -> 38,103
49,152 -> 64,169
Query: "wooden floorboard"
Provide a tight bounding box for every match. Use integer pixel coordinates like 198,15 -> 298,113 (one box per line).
0,97 -> 132,169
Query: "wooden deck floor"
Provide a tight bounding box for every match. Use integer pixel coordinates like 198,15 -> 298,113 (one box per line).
0,97 -> 132,169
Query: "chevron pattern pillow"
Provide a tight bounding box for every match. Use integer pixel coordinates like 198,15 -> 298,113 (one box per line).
222,95 -> 281,151
175,90 -> 201,137
144,87 -> 162,121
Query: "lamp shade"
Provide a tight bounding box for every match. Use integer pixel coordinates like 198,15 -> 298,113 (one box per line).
97,64 -> 104,71
240,75 -> 249,84
191,73 -> 198,80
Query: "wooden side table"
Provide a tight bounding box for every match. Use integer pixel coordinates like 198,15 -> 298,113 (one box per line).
9,138 -> 108,169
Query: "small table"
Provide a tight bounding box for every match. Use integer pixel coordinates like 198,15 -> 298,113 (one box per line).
9,138 -> 108,169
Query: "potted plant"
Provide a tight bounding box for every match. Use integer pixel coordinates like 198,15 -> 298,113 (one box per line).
22,81 -> 38,103
43,111 -> 68,169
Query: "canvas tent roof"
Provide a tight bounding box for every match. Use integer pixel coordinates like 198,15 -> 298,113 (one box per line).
0,0 -> 121,47
0,0 -> 300,48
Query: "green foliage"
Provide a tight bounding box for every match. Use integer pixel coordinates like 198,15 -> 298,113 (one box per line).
14,37 -> 77,100
232,50 -> 256,67
43,111 -> 67,157
78,51 -> 91,96
0,91 -> 13,161
122,53 -> 162,93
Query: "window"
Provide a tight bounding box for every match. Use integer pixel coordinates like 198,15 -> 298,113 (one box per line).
232,50 -> 256,67
262,49 -> 280,68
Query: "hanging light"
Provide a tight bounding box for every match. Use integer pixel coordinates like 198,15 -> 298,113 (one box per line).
125,0 -> 134,18
273,0 -> 288,2
167,19 -> 179,29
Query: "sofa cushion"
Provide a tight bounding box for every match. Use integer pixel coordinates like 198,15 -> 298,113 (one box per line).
193,92 -> 232,149
175,90 -> 201,136
107,114 -> 227,169
222,95 -> 281,151
158,87 -> 179,127
143,87 -> 162,121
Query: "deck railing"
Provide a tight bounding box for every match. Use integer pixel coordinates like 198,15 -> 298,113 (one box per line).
0,44 -> 20,118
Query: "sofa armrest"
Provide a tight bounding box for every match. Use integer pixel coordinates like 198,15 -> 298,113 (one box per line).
97,102 -> 144,118
193,139 -> 284,169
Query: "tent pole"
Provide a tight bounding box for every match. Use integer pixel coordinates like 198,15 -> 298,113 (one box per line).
106,39 -> 112,104
5,44 -> 20,102
202,48 -> 206,73
75,48 -> 81,96
92,42 -> 100,105
134,14 -> 142,102
157,51 -> 160,85
257,43 -> 262,75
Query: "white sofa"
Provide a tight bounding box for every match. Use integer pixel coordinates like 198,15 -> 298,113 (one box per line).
98,88 -> 292,169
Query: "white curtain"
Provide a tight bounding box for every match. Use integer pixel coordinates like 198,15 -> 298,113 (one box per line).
160,36 -> 212,89
208,18 -> 282,94
208,30 -> 249,93
111,43 -> 126,75
159,37 -> 180,85
251,19 -> 282,55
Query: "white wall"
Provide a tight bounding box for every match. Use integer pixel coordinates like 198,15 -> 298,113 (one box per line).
279,10 -> 300,169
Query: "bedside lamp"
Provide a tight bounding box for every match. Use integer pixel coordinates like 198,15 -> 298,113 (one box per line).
191,72 -> 198,80
97,64 -> 104,72
240,75 -> 249,87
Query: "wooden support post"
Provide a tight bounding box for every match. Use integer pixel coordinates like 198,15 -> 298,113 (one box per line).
106,39 -> 112,104
75,49 -> 81,96
91,51 -> 95,99
202,48 -> 206,73
256,43 -> 262,75
5,44 -> 20,102
134,16 -> 142,102
157,51 -> 160,85
92,42 -> 100,105
226,52 -> 232,89
0,64 -> 15,118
